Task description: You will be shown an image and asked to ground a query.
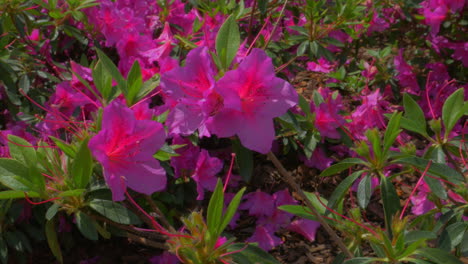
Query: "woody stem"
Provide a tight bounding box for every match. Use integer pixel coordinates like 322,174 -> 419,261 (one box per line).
267,151 -> 354,259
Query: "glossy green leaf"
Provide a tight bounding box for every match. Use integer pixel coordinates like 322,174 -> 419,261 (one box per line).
0,158 -> 33,190
383,112 -> 402,155
7,135 -> 36,165
45,203 -> 60,221
71,138 -> 93,189
49,136 -> 76,158
219,186 -> 245,234
215,15 -> 240,70
278,205 -> 319,222
89,199 -> 141,225
357,174 -> 372,209
233,139 -> 253,182
95,48 -> 127,95
320,158 -> 366,177
442,88 -> 465,137
380,176 -> 400,237
126,60 -> 143,105
76,211 -> 98,241
207,179 -> 224,237
228,243 -> 281,264
424,175 -> 447,200
395,156 -> 463,184
326,170 -> 363,212
136,73 -> 160,101
402,94 -> 427,137
0,190 -> 40,199
438,222 -> 467,251
366,129 -> 382,162
92,60 -> 113,101
46,218 -> 63,263
414,248 -> 462,264
405,230 -> 437,244
343,257 -> 377,264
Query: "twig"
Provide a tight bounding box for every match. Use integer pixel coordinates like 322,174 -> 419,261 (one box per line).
267,151 -> 354,259
126,232 -> 167,250
263,0 -> 288,49
144,195 -> 176,233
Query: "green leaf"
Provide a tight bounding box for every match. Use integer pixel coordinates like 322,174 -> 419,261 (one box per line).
402,94 -> 427,137
233,139 -> 253,182
303,132 -> 317,159
89,199 -> 141,225
215,15 -> 240,70
49,136 -> 76,158
405,230 -> 437,244
219,186 -> 245,234
126,60 -> 143,105
46,218 -> 63,263
298,94 -> 312,117
278,205 -> 320,222
366,129 -> 382,162
380,176 -> 401,237
136,74 -> 160,101
45,203 -> 60,221
424,175 -> 447,200
228,243 -> 281,264
383,112 -> 402,155
442,88 -> 465,137
357,174 -> 372,209
71,138 -> 93,188
0,158 -> 34,191
7,135 -> 37,165
395,156 -> 463,185
414,248 -> 462,264
58,189 -> 86,197
0,190 -> 40,199
70,138 -> 93,189
438,222 -> 467,251
92,60 -> 113,102
95,48 -> 127,95
343,257 -> 377,264
75,211 -> 98,241
206,179 -> 224,238
319,158 -> 366,177
326,170 -> 363,211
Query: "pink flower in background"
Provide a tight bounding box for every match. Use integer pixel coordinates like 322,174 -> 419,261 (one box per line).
192,149 -> 223,200
411,182 -> 436,215
240,190 -> 275,217
311,88 -> 346,139
89,100 -> 166,201
307,57 -> 335,73
394,49 -> 420,94
304,147 -> 334,170
210,48 -> 298,153
287,219 -> 321,242
161,46 -> 221,136
247,226 -> 283,251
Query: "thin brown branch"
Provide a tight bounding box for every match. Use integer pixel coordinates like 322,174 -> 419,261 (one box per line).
267,151 -> 354,259
144,195 -> 176,233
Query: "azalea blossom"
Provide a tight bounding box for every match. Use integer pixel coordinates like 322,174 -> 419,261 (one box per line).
89,100 -> 167,201
210,48 -> 298,153
160,46 -> 222,136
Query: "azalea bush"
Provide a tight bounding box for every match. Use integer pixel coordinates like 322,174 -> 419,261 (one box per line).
0,0 -> 467,263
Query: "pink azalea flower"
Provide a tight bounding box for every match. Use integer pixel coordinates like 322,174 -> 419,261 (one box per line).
287,219 -> 320,242
304,147 -> 334,171
210,48 -> 298,153
192,149 -> 223,200
422,2 -> 448,36
367,13 -> 390,35
306,57 -> 335,73
411,182 -> 436,215
311,88 -> 346,139
160,46 -> 222,136
170,135 -> 199,178
394,49 -> 420,94
149,252 -> 180,264
89,100 -> 167,201
247,226 -> 283,251
239,190 -> 275,217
